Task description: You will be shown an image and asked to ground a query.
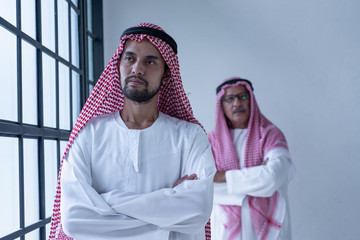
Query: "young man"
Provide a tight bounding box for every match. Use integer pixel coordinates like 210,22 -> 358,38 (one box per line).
48,23 -> 215,240
208,77 -> 295,240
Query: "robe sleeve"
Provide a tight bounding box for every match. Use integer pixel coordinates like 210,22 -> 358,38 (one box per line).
101,128 -> 216,234
213,182 -> 246,206
225,147 -> 291,198
60,130 -> 152,239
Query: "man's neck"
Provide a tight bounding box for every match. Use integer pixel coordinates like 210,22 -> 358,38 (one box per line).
120,99 -> 159,130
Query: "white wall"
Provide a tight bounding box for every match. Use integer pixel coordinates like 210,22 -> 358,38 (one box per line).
103,1 -> 360,239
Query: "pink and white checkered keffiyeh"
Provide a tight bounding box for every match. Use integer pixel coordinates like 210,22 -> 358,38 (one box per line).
48,22 -> 211,240
208,77 -> 289,240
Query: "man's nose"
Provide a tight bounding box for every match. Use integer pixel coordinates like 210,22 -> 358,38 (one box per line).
132,61 -> 144,75
232,96 -> 241,106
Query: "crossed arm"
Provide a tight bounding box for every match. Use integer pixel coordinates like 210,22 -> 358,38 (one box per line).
213,158 -> 267,183
60,136 -> 215,239
213,148 -> 291,206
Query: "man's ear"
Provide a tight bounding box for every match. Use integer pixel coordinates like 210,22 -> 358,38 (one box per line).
162,68 -> 171,84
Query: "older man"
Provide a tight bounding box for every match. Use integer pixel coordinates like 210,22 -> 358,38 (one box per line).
208,77 -> 295,240
48,23 -> 215,240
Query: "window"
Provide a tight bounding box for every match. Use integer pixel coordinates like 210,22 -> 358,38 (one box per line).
86,0 -> 104,95
0,0 -> 103,239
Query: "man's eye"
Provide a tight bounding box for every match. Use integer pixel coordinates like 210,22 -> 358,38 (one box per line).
147,60 -> 155,65
224,96 -> 235,102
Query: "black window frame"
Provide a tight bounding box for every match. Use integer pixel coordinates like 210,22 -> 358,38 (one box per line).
0,0 -> 103,239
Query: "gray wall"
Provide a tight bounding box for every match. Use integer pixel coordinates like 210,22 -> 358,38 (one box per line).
103,1 -> 360,239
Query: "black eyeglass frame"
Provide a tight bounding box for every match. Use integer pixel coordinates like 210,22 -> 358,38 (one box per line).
221,92 -> 250,103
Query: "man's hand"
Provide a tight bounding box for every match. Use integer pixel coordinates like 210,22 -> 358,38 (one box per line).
172,173 -> 198,188
261,158 -> 269,165
213,171 -> 226,183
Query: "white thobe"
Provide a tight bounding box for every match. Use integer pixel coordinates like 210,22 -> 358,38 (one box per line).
211,129 -> 294,240
60,111 -> 216,240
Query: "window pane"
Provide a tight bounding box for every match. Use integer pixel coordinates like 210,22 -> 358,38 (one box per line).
0,26 -> 17,121
87,0 -> 92,32
0,0 -> 16,25
87,36 -> 94,81
42,53 -> 57,128
23,138 -> 39,226
72,71 -> 81,126
89,83 -> 94,96
41,0 -> 55,51
25,229 -> 40,240
44,140 -> 58,218
72,0 -> 78,7
22,40 -> 38,125
71,8 -> 80,67
58,0 -> 69,60
0,137 -> 19,238
59,63 -> 70,130
21,0 -> 36,39
46,225 -> 50,240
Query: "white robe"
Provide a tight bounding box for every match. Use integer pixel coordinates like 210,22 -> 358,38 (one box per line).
211,129 -> 294,240
60,111 -> 216,240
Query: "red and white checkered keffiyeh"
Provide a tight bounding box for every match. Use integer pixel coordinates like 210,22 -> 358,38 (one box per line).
208,77 -> 289,240
48,22 -> 211,240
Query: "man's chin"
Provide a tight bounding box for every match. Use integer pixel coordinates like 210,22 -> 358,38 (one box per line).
231,115 -> 248,123
124,91 -> 157,103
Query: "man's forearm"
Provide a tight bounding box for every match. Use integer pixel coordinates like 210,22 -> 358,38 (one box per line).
101,178 -> 213,233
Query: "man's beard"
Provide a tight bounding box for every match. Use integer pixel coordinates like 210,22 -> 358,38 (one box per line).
122,75 -> 163,103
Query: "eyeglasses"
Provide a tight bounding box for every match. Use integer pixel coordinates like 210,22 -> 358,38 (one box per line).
221,93 -> 250,103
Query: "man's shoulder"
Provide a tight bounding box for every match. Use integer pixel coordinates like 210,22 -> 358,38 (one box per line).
81,111 -> 117,132
160,112 -> 202,132
158,113 -> 209,147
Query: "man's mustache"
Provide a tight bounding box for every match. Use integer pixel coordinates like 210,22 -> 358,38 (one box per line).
232,107 -> 246,114
125,75 -> 148,86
